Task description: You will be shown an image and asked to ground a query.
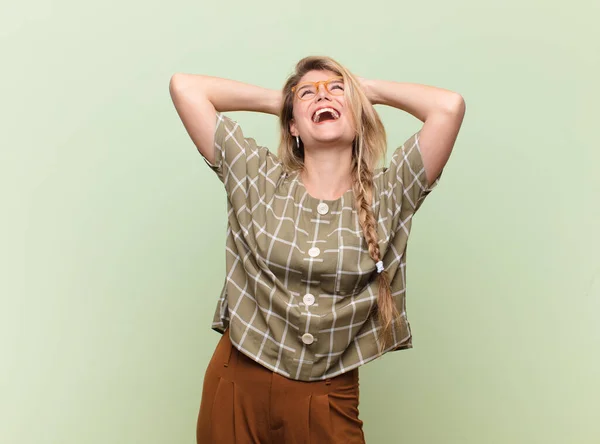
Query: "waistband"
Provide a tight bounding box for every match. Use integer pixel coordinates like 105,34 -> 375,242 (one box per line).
215,328 -> 359,395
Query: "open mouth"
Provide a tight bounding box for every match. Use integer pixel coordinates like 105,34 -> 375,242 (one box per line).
312,107 -> 341,124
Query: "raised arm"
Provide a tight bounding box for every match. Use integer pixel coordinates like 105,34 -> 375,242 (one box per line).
360,79 -> 466,186
169,74 -> 282,164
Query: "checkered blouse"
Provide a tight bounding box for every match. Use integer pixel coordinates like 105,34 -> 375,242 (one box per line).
201,112 -> 438,381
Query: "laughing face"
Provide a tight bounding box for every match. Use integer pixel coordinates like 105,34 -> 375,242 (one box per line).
289,69 -> 356,150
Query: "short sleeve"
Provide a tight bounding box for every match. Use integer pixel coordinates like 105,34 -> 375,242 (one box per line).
200,112 -> 283,213
378,130 -> 441,222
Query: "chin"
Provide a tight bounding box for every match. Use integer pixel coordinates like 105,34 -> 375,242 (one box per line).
316,137 -> 354,147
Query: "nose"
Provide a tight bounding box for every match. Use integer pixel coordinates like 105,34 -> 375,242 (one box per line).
315,84 -> 332,101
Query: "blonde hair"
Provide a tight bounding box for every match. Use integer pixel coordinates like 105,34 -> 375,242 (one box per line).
278,56 -> 399,352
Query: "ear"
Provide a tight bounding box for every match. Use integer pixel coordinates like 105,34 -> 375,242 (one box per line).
289,120 -> 298,137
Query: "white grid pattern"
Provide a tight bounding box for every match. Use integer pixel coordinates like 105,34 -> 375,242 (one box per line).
202,113 -> 439,381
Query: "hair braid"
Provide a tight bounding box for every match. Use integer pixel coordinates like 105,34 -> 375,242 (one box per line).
352,160 -> 399,353
278,55 -> 395,352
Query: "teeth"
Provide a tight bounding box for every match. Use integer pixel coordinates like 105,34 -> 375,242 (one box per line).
312,107 -> 340,123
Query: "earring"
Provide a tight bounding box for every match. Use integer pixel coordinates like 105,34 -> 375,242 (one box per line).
296,136 -> 300,148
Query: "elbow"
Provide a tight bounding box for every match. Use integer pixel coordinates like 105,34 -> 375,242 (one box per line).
445,93 -> 466,117
169,73 -> 187,95
169,73 -> 210,98
169,74 -> 180,98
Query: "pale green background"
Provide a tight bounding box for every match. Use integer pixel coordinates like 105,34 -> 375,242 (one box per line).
1,0 -> 599,443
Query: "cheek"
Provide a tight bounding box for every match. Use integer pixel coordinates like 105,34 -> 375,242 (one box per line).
341,114 -> 355,132
344,111 -> 357,132
293,105 -> 310,122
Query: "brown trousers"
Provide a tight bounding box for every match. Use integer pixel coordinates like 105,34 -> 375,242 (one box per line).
196,329 -> 366,443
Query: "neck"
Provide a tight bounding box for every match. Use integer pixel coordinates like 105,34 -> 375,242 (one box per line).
300,146 -> 353,200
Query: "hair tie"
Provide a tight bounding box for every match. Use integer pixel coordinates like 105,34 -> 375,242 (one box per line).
376,261 -> 384,274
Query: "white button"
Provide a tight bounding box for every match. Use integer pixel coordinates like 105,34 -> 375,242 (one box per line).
317,203 -> 329,215
302,333 -> 314,345
303,294 -> 315,306
308,247 -> 320,257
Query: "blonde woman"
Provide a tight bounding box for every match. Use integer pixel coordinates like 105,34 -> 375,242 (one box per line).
169,56 -> 465,443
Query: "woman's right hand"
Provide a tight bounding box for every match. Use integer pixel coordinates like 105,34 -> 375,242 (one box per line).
169,74 -> 282,162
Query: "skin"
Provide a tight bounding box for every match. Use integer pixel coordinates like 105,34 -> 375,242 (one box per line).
168,67 -> 465,199
289,69 -> 357,200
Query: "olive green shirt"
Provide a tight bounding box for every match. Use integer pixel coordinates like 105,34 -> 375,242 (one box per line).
202,112 -> 438,381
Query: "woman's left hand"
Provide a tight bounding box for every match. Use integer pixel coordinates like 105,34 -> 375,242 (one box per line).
356,76 -> 376,104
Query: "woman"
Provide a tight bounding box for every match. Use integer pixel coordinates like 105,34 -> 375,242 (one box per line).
169,56 -> 465,443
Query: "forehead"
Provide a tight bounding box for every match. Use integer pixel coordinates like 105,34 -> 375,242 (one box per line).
298,69 -> 340,83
